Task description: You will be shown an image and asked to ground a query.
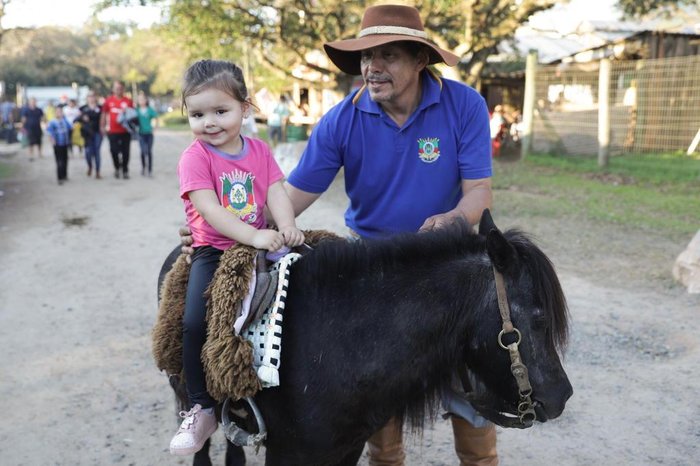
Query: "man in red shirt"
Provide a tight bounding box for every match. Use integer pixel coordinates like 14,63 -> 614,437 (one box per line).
100,80 -> 134,179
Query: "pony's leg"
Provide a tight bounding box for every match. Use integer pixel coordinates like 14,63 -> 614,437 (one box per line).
192,437 -> 213,466
225,441 -> 246,466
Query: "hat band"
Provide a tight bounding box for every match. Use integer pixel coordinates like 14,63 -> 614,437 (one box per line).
358,25 -> 428,39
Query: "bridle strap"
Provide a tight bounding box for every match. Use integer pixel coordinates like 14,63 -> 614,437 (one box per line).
493,265 -> 536,427
493,267 -> 514,333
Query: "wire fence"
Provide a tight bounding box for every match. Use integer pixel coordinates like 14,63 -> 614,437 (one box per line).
531,55 -> 700,156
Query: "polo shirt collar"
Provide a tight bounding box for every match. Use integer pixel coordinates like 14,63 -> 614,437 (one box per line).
353,69 -> 442,116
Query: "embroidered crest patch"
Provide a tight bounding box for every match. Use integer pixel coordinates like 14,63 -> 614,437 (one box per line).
417,137 -> 440,163
221,169 -> 258,224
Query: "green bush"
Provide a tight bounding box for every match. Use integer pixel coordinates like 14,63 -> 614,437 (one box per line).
160,111 -> 189,128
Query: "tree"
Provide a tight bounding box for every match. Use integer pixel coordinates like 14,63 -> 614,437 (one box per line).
0,27 -> 95,94
0,0 -> 10,47
101,0 -> 560,92
417,0 -> 557,84
617,0 -> 697,17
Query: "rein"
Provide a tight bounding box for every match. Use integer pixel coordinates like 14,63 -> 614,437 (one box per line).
490,265 -> 536,428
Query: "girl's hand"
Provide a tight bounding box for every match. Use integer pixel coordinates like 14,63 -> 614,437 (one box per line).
278,225 -> 305,247
251,229 -> 285,252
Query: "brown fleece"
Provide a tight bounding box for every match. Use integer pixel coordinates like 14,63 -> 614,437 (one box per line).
152,230 -> 341,401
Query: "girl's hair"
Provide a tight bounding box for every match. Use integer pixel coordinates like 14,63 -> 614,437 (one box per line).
181,60 -> 250,109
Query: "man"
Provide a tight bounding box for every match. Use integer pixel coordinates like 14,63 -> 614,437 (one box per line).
100,80 -> 134,179
181,4 -> 496,465
20,97 -> 45,160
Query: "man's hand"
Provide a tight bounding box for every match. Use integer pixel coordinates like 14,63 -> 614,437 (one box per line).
419,212 -> 456,232
278,225 -> 305,247
179,226 -> 194,263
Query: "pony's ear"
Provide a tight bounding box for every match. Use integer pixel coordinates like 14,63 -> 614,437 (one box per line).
486,228 -> 517,272
478,208 -> 498,236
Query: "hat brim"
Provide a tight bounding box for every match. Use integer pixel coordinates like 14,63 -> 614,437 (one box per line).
324,35 -> 459,75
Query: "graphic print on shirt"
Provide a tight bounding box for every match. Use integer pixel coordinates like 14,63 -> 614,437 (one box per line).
221,169 -> 258,224
417,137 -> 440,163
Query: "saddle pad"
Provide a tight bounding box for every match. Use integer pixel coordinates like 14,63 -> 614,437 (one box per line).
245,252 -> 301,387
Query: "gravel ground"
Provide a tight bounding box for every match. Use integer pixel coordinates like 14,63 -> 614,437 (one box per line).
1,130 -> 698,465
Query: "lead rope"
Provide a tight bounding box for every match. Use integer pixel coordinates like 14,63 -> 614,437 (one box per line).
493,266 -> 536,427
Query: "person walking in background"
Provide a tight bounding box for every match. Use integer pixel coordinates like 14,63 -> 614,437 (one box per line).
46,106 -> 72,185
20,97 -> 45,160
63,99 -> 84,157
170,59 -> 304,458
100,80 -> 134,179
79,91 -> 103,179
1,98 -> 17,144
43,101 -> 56,122
266,95 -> 290,147
136,92 -> 158,177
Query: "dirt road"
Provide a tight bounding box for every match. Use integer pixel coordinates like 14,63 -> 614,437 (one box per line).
1,130 -> 698,465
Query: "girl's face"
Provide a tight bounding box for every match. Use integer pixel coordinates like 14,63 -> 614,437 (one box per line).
185,87 -> 249,154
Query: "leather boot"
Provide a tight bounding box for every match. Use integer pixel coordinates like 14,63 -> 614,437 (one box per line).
367,417 -> 406,466
451,416 -> 498,466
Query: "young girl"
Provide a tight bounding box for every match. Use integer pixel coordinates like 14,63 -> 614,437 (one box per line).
170,59 -> 304,456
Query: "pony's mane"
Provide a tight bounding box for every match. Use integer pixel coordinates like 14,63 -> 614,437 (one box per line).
504,229 -> 570,352
299,223 -> 569,354
299,221 -> 484,281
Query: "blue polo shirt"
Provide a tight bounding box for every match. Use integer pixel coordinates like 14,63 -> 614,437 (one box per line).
288,71 -> 492,237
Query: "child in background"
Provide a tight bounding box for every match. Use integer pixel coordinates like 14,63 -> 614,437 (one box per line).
46,106 -> 72,185
169,59 -> 304,456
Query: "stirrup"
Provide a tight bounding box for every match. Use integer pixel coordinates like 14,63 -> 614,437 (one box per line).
221,396 -> 267,449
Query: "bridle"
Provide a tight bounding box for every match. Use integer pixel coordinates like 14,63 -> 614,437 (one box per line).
492,265 -> 536,428
460,266 -> 536,429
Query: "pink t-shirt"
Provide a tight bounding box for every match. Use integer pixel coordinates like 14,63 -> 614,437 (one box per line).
178,137 -> 284,250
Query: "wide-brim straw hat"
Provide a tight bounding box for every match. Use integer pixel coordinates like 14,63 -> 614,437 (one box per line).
324,4 -> 459,75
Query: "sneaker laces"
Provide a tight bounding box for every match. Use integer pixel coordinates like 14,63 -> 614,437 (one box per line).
177,405 -> 202,432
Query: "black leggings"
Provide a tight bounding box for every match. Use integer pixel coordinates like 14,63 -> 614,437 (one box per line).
108,133 -> 131,174
183,246 -> 223,409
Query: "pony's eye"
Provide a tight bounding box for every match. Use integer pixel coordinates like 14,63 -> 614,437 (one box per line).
532,309 -> 547,329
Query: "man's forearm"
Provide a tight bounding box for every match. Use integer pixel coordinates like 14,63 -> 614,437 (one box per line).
283,182 -> 322,217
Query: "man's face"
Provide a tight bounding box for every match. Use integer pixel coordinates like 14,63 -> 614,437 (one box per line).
113,82 -> 124,97
360,43 -> 426,105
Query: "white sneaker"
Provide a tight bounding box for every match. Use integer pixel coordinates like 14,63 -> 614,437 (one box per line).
169,404 -> 218,456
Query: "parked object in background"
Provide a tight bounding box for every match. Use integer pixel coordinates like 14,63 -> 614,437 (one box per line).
673,230 -> 700,294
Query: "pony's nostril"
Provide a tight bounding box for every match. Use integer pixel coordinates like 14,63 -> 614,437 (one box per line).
534,402 -> 548,422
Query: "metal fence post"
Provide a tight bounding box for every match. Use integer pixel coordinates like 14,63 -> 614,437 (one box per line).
598,58 -> 611,167
521,50 -> 537,159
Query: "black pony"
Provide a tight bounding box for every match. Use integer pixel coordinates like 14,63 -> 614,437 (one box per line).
158,210 -> 572,466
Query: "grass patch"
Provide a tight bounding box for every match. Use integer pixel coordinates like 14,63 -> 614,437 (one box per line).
494,152 -> 700,237
0,160 -> 16,180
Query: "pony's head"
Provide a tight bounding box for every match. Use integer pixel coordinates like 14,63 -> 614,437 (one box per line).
463,209 -> 572,427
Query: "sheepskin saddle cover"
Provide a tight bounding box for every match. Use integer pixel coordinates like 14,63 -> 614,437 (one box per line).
152,229 -> 340,401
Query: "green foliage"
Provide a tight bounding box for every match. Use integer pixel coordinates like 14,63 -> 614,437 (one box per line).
160,110 -> 188,129
0,160 -> 14,179
0,21 -> 187,98
493,152 -> 700,237
617,0 -> 695,17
